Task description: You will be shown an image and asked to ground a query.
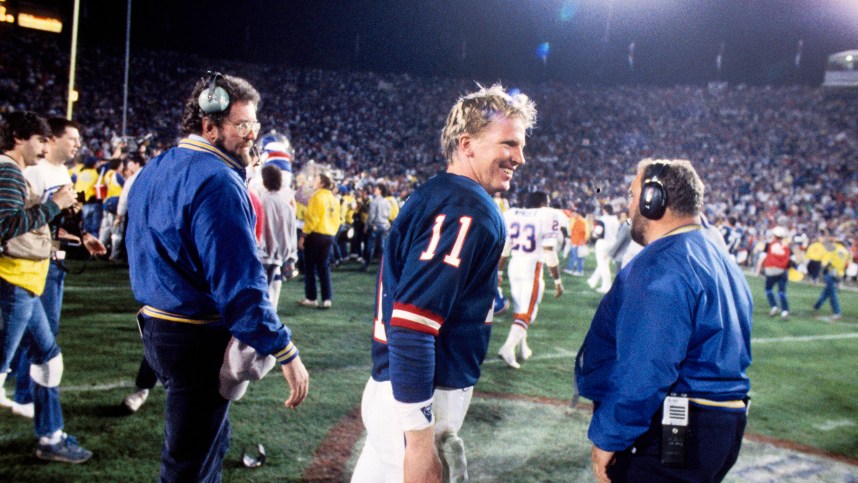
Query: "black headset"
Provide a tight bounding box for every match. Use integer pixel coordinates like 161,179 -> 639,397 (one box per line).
197,71 -> 230,114
639,162 -> 669,220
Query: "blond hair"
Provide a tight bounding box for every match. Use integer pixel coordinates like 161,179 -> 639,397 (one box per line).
440,84 -> 536,163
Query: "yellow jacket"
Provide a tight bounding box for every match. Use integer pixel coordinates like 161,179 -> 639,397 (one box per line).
385,196 -> 400,222
824,243 -> 851,277
72,166 -> 99,201
341,193 -> 357,224
806,241 -> 825,262
304,188 -> 341,236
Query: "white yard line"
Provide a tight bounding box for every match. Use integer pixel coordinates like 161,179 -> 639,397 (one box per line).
752,333 -> 858,344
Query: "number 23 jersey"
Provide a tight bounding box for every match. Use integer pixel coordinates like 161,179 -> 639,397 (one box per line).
370,173 -> 506,399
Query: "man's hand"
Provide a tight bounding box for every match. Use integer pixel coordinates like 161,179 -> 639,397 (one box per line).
82,233 -> 107,256
591,445 -> 615,483
57,228 -> 81,244
113,214 -> 125,228
51,185 -> 76,210
404,426 -> 442,483
280,355 -> 309,408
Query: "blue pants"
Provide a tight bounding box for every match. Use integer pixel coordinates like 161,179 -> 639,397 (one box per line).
0,278 -> 64,438
82,203 -> 103,236
566,245 -> 584,272
13,260 -> 65,404
606,405 -> 746,483
303,233 -> 334,302
362,225 -> 388,268
764,272 -> 788,312
142,315 -> 231,483
814,273 -> 841,315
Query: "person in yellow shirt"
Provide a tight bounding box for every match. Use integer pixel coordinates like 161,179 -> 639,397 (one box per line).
804,236 -> 826,284
335,186 -> 357,265
98,160 -> 126,258
299,173 -> 341,308
813,235 -> 850,320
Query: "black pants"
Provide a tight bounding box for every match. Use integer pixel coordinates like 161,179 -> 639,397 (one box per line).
607,406 -> 747,483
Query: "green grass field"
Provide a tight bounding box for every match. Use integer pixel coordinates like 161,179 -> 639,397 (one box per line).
0,256 -> 856,482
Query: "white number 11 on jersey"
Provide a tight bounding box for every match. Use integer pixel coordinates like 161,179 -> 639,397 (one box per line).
419,214 -> 473,268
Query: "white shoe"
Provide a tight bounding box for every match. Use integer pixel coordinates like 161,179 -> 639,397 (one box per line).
768,307 -> 779,316
320,300 -> 332,309
0,392 -> 12,409
298,299 -> 318,307
781,310 -> 789,319
123,388 -> 150,413
518,342 -> 533,361
587,278 -> 598,289
11,402 -> 34,419
498,345 -> 520,369
596,286 -> 610,294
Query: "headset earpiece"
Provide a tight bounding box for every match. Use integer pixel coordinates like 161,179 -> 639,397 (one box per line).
198,71 -> 230,114
639,163 -> 669,220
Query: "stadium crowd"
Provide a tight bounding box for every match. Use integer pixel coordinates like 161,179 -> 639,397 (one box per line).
2,30 -> 855,259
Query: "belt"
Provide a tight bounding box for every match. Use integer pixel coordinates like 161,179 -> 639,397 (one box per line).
689,398 -> 746,409
140,305 -> 221,325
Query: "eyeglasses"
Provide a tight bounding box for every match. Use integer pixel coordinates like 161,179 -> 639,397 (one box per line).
224,119 -> 261,137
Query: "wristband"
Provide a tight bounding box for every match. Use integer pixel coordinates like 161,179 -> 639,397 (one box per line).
498,270 -> 503,277
395,398 -> 434,431
554,278 -> 563,286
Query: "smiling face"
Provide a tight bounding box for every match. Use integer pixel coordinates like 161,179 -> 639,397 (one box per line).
454,114 -> 526,194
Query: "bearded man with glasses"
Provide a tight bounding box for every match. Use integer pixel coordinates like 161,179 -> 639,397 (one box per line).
126,73 -> 309,481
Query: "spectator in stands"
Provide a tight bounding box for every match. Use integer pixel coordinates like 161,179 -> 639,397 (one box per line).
0,111 -> 93,463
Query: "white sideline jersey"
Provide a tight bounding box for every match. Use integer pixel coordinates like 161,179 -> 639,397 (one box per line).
502,207 -> 565,264
503,206 -> 564,325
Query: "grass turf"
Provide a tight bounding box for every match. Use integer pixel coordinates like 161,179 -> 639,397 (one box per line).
0,256 -> 855,481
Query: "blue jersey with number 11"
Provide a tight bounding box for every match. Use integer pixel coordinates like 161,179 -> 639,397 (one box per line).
370,173 -> 506,403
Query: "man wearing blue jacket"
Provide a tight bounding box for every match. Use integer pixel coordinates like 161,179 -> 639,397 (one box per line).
576,159 -> 752,483
126,73 -> 309,482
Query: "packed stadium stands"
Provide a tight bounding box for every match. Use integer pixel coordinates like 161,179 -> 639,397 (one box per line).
2,30 -> 856,250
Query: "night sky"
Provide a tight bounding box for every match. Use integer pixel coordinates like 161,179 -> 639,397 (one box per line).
20,0 -> 858,85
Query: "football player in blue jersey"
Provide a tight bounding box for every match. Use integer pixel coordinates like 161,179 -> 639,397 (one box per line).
351,85 -> 536,483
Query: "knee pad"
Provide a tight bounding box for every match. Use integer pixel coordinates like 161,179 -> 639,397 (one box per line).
30,353 -> 63,388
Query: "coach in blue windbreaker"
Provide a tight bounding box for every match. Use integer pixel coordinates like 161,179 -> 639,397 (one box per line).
126,73 -> 309,482
576,159 -> 752,483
